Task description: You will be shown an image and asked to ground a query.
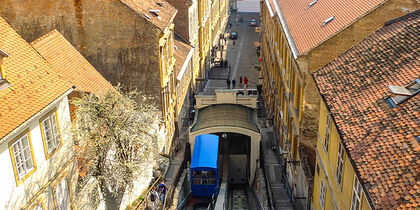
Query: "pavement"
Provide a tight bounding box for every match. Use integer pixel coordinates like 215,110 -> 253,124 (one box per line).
204,12 -> 261,95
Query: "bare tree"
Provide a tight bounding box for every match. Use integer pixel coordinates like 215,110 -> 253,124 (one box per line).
72,88 -> 158,209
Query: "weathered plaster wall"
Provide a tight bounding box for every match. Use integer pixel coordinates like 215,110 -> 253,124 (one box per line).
0,0 -> 163,103
296,0 -> 420,149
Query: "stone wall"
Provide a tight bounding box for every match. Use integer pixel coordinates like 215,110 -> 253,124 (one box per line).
297,0 -> 420,149
0,0 -> 163,104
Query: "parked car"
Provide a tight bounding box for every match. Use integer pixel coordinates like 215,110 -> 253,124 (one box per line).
230,31 -> 238,40
249,19 -> 257,26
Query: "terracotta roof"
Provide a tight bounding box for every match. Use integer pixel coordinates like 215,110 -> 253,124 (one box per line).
31,30 -> 115,95
119,0 -> 177,31
313,11 -> 420,209
275,0 -> 386,55
173,36 -> 193,78
0,17 -> 73,140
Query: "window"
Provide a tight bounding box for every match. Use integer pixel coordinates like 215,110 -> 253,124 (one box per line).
386,79 -> 420,108
350,175 -> 363,210
33,203 -> 43,210
336,141 -> 345,187
9,130 -> 36,185
319,178 -> 326,209
40,110 -> 61,158
53,176 -> 71,210
161,48 -> 166,73
324,114 -> 331,155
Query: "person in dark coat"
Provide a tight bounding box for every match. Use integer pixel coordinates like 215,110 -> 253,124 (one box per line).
226,78 -> 231,89
239,76 -> 243,87
232,78 -> 237,89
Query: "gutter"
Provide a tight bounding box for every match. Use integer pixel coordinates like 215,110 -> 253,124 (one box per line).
177,48 -> 195,81
0,87 -> 75,144
272,0 -> 300,59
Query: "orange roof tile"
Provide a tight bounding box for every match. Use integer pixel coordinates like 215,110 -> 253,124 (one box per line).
0,17 -> 73,141
275,0 -> 386,55
313,11 -> 420,209
120,0 -> 177,31
31,30 -> 115,95
173,36 -> 193,78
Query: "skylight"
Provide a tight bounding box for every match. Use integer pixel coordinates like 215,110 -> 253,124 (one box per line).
156,2 -> 163,7
144,14 -> 152,20
308,0 -> 318,8
322,16 -> 335,27
149,10 -> 160,17
386,78 -> 420,108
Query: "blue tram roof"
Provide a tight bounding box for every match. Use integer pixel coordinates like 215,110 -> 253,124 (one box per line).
191,134 -> 219,169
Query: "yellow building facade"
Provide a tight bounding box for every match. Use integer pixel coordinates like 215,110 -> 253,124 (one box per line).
261,1 -> 304,161
312,101 -> 370,210
261,2 -> 306,204
312,11 -> 419,209
159,24 -> 177,154
198,0 -> 229,87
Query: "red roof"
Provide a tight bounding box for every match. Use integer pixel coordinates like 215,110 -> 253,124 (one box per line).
313,11 -> 420,209
0,17 -> 73,140
275,0 -> 386,55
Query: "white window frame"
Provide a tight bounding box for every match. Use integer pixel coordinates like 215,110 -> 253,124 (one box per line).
11,132 -> 35,180
336,141 -> 345,188
41,111 -> 61,155
53,176 -> 71,210
350,175 -> 363,210
324,114 -> 331,155
161,48 -> 166,74
319,178 -> 326,209
33,202 -> 43,210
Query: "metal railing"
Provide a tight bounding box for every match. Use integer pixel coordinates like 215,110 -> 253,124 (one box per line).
135,174 -> 163,209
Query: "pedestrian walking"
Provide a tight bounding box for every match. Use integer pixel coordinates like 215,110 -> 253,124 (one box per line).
233,40 -> 235,46
232,78 -> 237,89
239,76 -> 243,87
229,22 -> 232,28
149,187 -> 159,210
226,78 -> 231,89
158,179 -> 168,203
244,76 -> 248,86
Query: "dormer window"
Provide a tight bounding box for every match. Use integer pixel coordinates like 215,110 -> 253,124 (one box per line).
386,79 -> 420,108
0,48 -> 11,91
0,48 -> 9,80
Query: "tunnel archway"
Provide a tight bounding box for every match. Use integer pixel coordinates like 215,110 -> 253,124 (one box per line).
189,104 -> 261,184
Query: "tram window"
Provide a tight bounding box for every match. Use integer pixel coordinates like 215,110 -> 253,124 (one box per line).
192,170 -> 215,178
192,170 -> 216,185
